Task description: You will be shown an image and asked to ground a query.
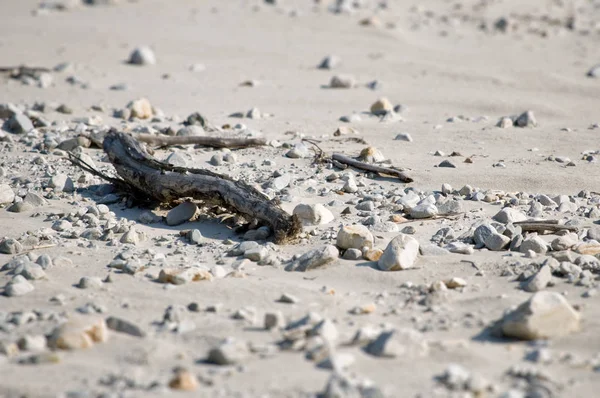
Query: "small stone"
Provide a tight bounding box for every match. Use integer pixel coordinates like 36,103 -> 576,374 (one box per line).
588,64 -> 600,78
485,232 -> 511,251
49,174 -> 74,192
17,335 -> 47,352
377,234 -> 419,271
209,153 -> 223,166
519,236 -> 548,255
364,328 -> 428,358
169,370 -> 199,391
358,146 -> 385,163
286,245 -> 339,272
127,97 -> 153,119
246,107 -> 261,119
493,208 -> 527,224
0,238 -> 23,255
77,276 -> 103,289
329,74 -> 355,88
523,266 -> 552,293
285,143 -> 311,158
342,177 -> 358,193
5,113 -> 33,134
363,248 -> 383,262
166,202 -> 197,226
264,311 -> 285,330
23,192 -> 47,207
4,275 -> 34,296
342,248 -> 362,260
501,292 -> 580,340
120,228 -> 140,245
106,317 -> 146,337
370,97 -> 393,115
497,117 -> 514,128
293,204 -> 334,226
244,246 -> 269,262
515,110 -> 537,128
278,293 -> 299,304
409,203 -> 438,219
445,277 -> 467,289
207,338 -> 249,365
318,55 -> 340,70
0,184 -> 15,205
7,201 -> 33,213
395,133 -> 413,142
128,46 -> 156,65
187,229 -> 203,245
336,225 -> 374,249
48,316 -> 108,350
438,160 -> 456,168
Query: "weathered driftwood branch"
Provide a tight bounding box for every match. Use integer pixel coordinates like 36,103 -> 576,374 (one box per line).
331,153 -> 413,183
513,221 -> 578,233
102,130 -> 301,243
134,134 -> 267,148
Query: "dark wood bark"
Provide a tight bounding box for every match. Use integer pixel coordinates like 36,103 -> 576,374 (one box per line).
102,130 -> 301,243
135,134 -> 267,148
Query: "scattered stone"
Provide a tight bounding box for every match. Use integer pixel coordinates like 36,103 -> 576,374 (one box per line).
206,338 -> 249,365
446,277 -> 468,289
127,97 -> 153,119
501,292 -> 580,340
342,248 -> 362,260
588,64 -> 600,78
370,97 -> 393,115
286,245 -> 339,272
4,275 -> 34,296
438,160 -> 456,168
278,293 -> 299,304
0,184 -> 15,205
363,248 -> 383,262
4,113 -> 33,134
77,276 -> 103,289
515,110 -> 537,128
318,55 -> 340,70
395,133 -> 413,142
519,236 -> 548,255
336,225 -> 374,249
485,232 -> 511,251
169,370 -> 198,391
329,74 -> 355,88
166,202 -> 197,226
377,234 -> 420,271
493,208 -> 527,224
365,328 -> 428,358
187,229 -> 203,245
128,46 -> 156,65
48,316 -> 108,350
285,143 -> 311,158
523,266 -> 552,292
264,311 -> 285,330
17,335 -> 47,352
293,204 -> 334,226
49,174 -> 74,192
409,203 -> 438,219
106,316 -> 145,337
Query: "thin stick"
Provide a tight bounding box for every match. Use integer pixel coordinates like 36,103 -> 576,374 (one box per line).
331,153 -> 413,183
514,223 -> 578,233
135,134 -> 267,149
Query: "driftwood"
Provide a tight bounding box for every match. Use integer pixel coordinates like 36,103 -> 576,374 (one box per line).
331,153 -> 413,183
100,130 -> 301,243
135,134 -> 267,148
302,139 -> 413,183
0,66 -> 51,78
513,221 -> 578,234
